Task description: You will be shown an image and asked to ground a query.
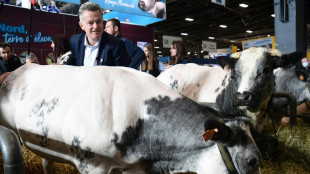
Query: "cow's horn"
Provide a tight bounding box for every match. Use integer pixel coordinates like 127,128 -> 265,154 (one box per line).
268,48 -> 283,57
231,51 -> 241,59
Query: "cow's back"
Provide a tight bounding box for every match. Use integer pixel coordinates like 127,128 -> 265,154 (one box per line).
0,63 -> 181,169
157,64 -> 228,102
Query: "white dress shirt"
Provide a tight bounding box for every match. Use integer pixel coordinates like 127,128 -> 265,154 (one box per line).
83,36 -> 101,66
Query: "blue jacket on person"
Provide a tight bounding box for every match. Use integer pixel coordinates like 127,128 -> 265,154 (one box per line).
117,34 -> 146,69
67,32 -> 130,66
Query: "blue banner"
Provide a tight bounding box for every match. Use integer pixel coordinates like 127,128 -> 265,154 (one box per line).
57,0 -> 166,25
103,11 -> 163,26
94,0 -> 166,19
57,0 -> 80,4
58,0 -> 166,19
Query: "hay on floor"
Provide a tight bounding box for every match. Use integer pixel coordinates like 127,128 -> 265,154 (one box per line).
0,145 -> 78,174
261,119 -> 310,174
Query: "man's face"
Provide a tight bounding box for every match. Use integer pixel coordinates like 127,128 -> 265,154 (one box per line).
104,21 -> 116,36
79,10 -> 104,45
0,46 -> 12,61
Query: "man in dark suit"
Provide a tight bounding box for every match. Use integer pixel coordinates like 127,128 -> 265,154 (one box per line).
105,18 -> 146,69
0,43 -> 22,75
67,2 -> 130,67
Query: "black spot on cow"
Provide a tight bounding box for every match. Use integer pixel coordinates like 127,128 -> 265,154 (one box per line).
36,126 -> 50,148
70,136 -> 95,174
182,81 -> 187,91
29,98 -> 59,118
170,80 -> 178,90
112,119 -> 143,157
113,95 -> 219,173
19,85 -> 27,101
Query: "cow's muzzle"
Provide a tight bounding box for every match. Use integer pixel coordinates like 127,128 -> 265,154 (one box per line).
234,92 -> 253,106
234,92 -> 261,112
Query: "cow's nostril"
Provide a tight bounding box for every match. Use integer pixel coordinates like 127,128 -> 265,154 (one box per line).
244,94 -> 251,101
247,157 -> 257,166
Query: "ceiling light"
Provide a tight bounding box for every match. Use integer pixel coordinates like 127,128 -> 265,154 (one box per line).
239,3 -> 248,8
267,35 -> 270,37
231,40 -> 235,42
157,51 -> 162,53
181,33 -> 188,36
246,30 -> 253,33
154,46 -> 159,49
154,39 -> 158,42
188,52 -> 191,54
219,25 -> 227,28
185,18 -> 194,21
271,14 -> 275,17
208,37 -> 215,39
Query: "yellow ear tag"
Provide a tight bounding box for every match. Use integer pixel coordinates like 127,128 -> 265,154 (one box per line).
202,128 -> 218,142
299,75 -> 304,81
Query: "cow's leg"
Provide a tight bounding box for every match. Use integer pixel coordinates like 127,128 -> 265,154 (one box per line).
42,158 -> 53,174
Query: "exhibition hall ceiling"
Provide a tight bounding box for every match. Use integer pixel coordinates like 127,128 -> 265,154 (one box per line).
149,0 -> 310,54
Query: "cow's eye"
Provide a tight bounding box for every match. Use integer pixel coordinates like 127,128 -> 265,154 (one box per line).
263,67 -> 270,74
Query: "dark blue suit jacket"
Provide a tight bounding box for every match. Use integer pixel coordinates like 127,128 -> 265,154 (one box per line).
67,32 -> 130,66
117,34 -> 145,69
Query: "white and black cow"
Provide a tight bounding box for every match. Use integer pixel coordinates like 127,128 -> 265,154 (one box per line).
157,47 -> 297,131
138,0 -> 166,19
0,63 -> 261,174
272,68 -> 310,116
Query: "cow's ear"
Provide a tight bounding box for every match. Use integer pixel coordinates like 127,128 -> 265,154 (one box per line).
295,69 -> 308,82
203,119 -> 231,143
272,56 -> 286,68
274,51 -> 304,69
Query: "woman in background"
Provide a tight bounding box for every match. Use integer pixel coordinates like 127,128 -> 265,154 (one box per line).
141,43 -> 160,77
165,40 -> 190,70
51,34 -> 71,64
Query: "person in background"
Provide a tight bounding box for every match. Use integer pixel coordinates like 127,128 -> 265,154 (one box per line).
297,57 -> 310,73
25,54 -> 40,64
0,43 -> 22,75
104,18 -> 146,69
165,40 -> 190,70
67,2 -> 129,67
51,34 -> 71,64
141,43 -> 160,77
47,0 -> 59,13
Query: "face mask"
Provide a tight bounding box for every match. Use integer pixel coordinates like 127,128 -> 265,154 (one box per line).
302,62 -> 309,68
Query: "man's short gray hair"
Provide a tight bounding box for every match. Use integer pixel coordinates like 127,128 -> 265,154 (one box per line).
79,2 -> 102,22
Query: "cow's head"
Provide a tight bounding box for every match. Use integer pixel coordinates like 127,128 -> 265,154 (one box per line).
138,0 -> 156,12
227,47 -> 300,126
199,117 -> 261,174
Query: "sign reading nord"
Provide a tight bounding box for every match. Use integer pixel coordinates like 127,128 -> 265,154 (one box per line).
0,23 -> 52,44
